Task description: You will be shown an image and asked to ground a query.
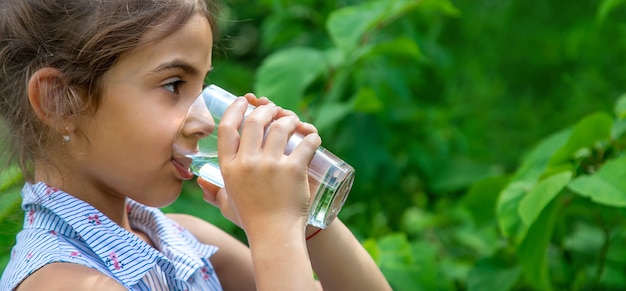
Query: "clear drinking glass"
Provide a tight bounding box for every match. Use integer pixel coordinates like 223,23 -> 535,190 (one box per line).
174,84 -> 355,228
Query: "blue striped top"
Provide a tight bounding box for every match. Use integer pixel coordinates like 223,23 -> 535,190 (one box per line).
0,182 -> 223,290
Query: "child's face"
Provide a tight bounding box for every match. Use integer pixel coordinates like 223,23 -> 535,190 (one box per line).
72,14 -> 214,206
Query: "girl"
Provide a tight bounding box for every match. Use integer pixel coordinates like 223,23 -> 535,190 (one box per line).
0,0 -> 391,290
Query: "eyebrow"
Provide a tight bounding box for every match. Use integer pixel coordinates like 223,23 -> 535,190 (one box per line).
152,59 -> 212,77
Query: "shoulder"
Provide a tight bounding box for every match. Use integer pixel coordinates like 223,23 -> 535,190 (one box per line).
16,262 -> 126,291
1,229 -> 61,288
2,228 -> 112,290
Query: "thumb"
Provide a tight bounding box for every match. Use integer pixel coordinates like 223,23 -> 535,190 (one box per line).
198,178 -> 221,206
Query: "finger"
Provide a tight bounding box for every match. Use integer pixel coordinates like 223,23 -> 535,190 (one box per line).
289,132 -> 321,166
238,104 -> 279,154
217,97 -> 248,162
213,189 -> 242,228
243,93 -> 259,106
198,177 -> 221,205
214,189 -> 231,211
274,108 -> 301,122
251,96 -> 286,115
278,108 -> 297,118
263,115 -> 300,157
255,96 -> 271,106
244,94 -> 275,108
272,107 -> 317,135
297,122 -> 318,135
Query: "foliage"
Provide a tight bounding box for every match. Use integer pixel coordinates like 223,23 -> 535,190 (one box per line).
0,166 -> 24,270
1,0 -> 626,290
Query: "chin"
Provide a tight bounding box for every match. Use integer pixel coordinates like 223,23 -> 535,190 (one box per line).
141,183 -> 184,208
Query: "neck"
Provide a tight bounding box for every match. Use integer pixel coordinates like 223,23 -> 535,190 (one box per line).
32,159 -> 132,231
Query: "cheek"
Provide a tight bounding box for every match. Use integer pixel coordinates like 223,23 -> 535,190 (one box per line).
85,114 -> 179,163
120,106 -> 182,140
80,93 -> 189,166
146,113 -> 185,145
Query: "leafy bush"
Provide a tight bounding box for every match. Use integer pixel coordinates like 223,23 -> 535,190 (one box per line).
1,1 -> 625,290
469,97 -> 626,290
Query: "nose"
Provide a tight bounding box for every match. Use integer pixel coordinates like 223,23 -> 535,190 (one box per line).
180,95 -> 215,139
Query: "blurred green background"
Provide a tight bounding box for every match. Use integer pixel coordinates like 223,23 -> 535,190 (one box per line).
2,0 -> 626,290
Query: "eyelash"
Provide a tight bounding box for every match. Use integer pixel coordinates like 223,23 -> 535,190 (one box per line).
163,79 -> 186,95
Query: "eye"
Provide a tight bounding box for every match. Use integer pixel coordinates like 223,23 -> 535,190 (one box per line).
163,79 -> 186,95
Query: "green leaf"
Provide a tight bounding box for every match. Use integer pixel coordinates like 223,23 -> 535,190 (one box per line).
615,93 -> 626,118
366,36 -> 425,62
0,185 -> 21,218
497,181 -> 531,240
462,176 -> 510,227
326,1 -> 421,55
0,165 -> 22,191
311,101 -> 353,132
352,87 -> 383,113
0,185 -> 23,267
598,0 -> 626,24
467,258 -> 521,291
562,223 -> 605,254
362,238 -> 381,264
0,165 -> 24,271
400,207 -> 436,236
382,263 -> 423,291
518,171 -> 572,227
599,264 -> 626,289
420,0 -> 461,16
517,197 -> 561,291
496,130 -> 570,239
376,233 -> 421,290
568,155 -> 626,207
408,241 -> 446,290
612,118 -> 626,140
549,112 -> 613,165
377,233 -> 414,266
511,130 -> 572,182
606,228 -> 626,265
254,47 -> 327,110
429,156 -> 502,193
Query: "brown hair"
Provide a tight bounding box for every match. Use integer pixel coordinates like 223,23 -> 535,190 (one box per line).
0,0 -> 219,180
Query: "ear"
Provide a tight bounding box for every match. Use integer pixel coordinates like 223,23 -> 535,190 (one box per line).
28,67 -> 76,134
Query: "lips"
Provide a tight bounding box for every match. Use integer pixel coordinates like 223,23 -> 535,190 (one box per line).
171,143 -> 197,180
171,157 -> 194,180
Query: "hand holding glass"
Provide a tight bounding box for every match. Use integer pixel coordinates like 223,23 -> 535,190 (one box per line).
174,85 -> 354,228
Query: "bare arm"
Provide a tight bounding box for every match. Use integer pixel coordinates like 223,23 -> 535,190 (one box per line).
306,219 -> 392,291
169,213 -> 325,290
16,263 -> 127,291
166,213 -> 256,291
173,211 -> 389,291
245,219 -> 318,291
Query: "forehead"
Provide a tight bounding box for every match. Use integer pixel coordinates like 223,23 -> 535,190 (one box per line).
138,7 -> 213,46
112,14 -> 214,76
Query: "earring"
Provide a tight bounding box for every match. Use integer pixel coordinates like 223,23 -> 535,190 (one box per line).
62,126 -> 71,144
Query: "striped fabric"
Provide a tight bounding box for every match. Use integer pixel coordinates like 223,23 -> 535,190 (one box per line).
0,182 -> 223,290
